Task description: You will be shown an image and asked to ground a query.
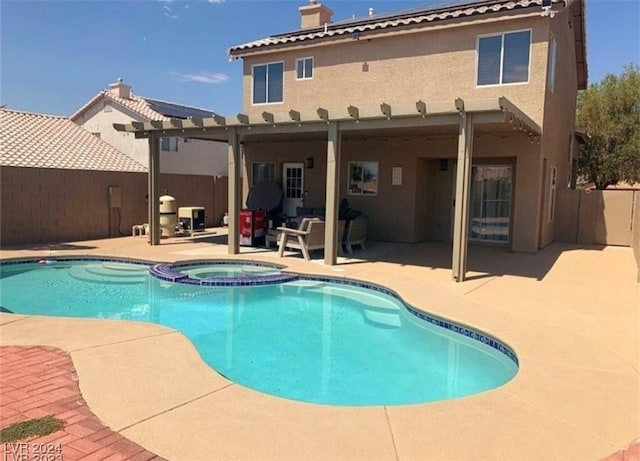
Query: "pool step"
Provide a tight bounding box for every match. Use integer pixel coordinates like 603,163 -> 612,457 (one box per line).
307,284 -> 402,312
281,281 -> 403,327
68,263 -> 148,285
364,309 -> 402,328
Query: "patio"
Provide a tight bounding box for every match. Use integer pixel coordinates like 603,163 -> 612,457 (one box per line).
0,232 -> 638,460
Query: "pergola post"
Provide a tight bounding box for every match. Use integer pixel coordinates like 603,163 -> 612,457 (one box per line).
227,128 -> 240,255
324,122 -> 341,265
147,134 -> 161,245
452,112 -> 474,282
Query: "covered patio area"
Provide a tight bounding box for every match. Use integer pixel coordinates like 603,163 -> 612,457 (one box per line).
114,97 -> 540,282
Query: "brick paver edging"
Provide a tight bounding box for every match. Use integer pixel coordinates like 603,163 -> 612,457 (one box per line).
0,346 -> 165,461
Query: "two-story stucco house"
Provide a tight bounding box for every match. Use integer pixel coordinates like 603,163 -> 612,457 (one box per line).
116,0 -> 586,281
72,79 -> 228,176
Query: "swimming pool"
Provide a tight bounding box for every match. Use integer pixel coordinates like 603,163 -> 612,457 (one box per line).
0,258 -> 518,406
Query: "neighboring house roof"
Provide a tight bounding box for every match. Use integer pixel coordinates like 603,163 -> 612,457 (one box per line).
229,0 -> 587,89
70,90 -> 219,122
0,108 -> 147,172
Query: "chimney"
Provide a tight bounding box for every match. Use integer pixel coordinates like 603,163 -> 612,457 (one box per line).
299,0 -> 333,29
108,78 -> 132,99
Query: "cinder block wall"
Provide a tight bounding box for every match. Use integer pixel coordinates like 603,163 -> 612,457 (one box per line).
0,167 -> 228,246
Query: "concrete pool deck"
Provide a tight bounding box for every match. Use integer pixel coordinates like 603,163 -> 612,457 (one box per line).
0,230 -> 638,460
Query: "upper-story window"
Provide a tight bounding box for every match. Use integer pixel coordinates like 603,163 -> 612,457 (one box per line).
161,137 -> 178,152
477,30 -> 531,86
296,57 -> 313,80
547,35 -> 557,92
253,62 -> 284,104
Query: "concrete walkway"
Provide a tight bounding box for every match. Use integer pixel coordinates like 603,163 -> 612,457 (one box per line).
0,232 -> 638,460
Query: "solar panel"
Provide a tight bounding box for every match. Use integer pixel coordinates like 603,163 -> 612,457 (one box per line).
145,98 -> 217,120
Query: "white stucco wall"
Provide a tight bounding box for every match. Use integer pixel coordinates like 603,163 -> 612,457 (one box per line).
74,100 -> 228,176
159,137 -> 228,176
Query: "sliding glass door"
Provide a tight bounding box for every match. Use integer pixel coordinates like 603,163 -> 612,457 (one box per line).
469,165 -> 512,242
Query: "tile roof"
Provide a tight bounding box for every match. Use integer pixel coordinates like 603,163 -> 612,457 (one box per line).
0,108 -> 147,172
229,0 -> 563,55
71,91 -> 219,122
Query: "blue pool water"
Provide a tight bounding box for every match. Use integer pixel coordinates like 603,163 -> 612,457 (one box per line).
0,259 -> 518,406
175,263 -> 281,279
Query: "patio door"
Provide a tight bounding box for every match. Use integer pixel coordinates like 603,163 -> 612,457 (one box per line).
469,165 -> 512,242
282,162 -> 304,217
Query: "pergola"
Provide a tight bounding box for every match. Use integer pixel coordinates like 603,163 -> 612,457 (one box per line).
114,96 -> 540,282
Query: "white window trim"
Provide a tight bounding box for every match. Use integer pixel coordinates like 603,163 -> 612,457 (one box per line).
475,29 -> 532,88
295,57 -> 314,80
251,61 -> 285,106
548,165 -> 557,221
347,161 -> 379,197
547,34 -> 557,92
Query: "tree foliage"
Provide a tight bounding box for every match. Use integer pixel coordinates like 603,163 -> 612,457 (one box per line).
576,64 -> 640,189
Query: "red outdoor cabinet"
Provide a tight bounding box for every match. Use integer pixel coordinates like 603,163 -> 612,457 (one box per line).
239,209 -> 267,246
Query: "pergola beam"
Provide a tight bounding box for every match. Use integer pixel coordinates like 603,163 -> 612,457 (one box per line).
380,103 -> 391,119
288,110 -> 300,122
317,107 -> 329,122
499,96 -> 540,134
115,97 -> 539,139
340,114 -> 459,131
262,111 -> 274,124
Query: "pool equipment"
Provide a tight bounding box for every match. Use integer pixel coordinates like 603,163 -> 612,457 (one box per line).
178,207 -> 205,235
159,195 -> 177,237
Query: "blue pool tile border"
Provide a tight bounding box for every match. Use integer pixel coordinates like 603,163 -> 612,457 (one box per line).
1,257 -> 517,366
149,261 -> 298,286
0,256 -> 151,267
172,260 -> 286,270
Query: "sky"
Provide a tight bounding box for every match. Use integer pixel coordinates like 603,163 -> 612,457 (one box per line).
1,0 -> 638,117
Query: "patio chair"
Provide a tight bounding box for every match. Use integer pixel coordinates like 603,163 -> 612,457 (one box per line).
277,218 -> 345,261
266,216 -> 314,249
343,216 -> 368,255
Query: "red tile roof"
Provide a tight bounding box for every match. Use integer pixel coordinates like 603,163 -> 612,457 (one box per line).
229,0 -> 562,55
0,108 -> 147,172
